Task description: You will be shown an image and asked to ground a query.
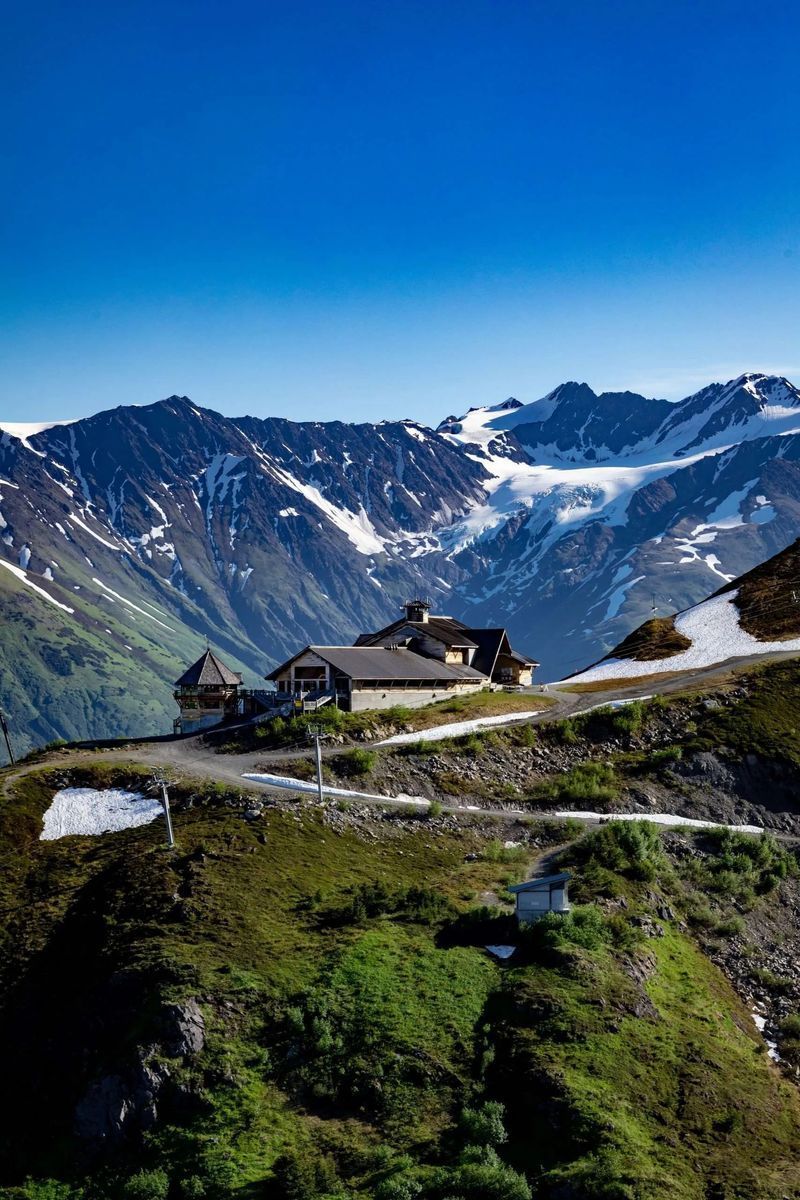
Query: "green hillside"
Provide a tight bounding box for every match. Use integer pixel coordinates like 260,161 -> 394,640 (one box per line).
2,756 -> 800,1200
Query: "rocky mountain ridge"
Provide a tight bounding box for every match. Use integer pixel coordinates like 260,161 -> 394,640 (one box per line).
2,372 -> 800,749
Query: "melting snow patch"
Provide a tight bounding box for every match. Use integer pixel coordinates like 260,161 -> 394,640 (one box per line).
0,558 -> 74,613
40,788 -> 164,839
567,590 -> 800,683
751,1005 -> 781,1061
553,811 -> 763,834
242,772 -> 429,806
377,711 -> 542,745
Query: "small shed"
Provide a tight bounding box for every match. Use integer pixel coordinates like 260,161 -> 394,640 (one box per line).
509,872 -> 571,925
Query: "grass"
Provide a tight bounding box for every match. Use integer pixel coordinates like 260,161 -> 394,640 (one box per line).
528,761 -> 618,809
213,691 -> 552,754
492,910 -> 800,1200
5,757 -> 800,1199
692,659 -> 800,767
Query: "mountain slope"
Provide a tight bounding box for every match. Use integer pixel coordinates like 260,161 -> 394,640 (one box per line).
438,373 -> 800,676
567,538 -> 800,682
4,373 -> 800,751
0,398 -> 488,752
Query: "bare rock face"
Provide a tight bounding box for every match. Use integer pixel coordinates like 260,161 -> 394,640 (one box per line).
73,1000 -> 205,1146
73,1055 -> 169,1145
159,999 -> 206,1058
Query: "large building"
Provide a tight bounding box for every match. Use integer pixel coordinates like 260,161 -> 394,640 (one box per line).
266,600 -> 538,712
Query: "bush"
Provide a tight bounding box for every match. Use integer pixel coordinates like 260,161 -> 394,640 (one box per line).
532,762 -> 617,808
324,881 -> 454,926
525,906 -> 611,954
428,799 -> 443,818
483,839 -> 527,864
779,1013 -> 800,1041
336,747 -> 377,777
270,1152 -> 340,1200
122,1171 -> 170,1200
460,1100 -> 508,1147
571,820 -> 663,882
688,830 -> 795,901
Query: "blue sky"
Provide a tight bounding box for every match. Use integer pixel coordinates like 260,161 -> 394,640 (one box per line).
2,0 -> 800,424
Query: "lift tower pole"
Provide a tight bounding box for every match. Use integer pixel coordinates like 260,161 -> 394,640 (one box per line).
0,710 -> 14,766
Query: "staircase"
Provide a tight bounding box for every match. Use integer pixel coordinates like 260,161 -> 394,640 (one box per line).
301,687 -> 336,712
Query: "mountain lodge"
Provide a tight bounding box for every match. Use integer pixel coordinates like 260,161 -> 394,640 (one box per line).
266,600 -> 538,712
172,602 -> 538,728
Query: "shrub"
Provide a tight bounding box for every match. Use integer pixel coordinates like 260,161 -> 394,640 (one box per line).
270,1152 -> 340,1200
460,1100 -> 508,1147
428,799 -> 443,818
525,906 -> 611,954
336,747 -> 376,777
690,829 -> 795,901
122,1171 -> 170,1200
779,1013 -> 800,1040
713,916 -> 745,938
513,723 -> 537,748
571,820 -> 663,882
325,881 -> 454,926
532,762 -> 617,808
551,719 -> 578,745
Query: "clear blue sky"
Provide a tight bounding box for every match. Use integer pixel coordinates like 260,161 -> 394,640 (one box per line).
2,0 -> 800,424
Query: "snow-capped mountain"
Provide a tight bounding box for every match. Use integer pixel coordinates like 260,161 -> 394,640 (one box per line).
437,373 -> 800,676
2,372 -> 800,750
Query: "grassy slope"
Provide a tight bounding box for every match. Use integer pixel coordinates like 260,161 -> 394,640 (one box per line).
0,567 -> 259,760
212,689 -> 553,753
2,759 -> 800,1198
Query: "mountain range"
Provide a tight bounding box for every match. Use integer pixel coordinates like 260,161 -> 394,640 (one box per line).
2,371 -> 800,752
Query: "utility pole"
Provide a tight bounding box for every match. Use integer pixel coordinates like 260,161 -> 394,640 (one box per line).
307,724 -> 325,804
0,710 -> 14,766
155,774 -> 176,848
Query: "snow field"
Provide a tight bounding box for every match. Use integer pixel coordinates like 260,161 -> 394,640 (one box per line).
376,710 -> 543,745
40,788 -> 165,839
567,590 -> 800,684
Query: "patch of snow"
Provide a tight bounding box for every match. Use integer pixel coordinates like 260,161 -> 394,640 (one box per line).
18,544 -> 31,569
68,511 -> 127,552
567,590 -> 800,683
260,459 -> 388,556
242,772 -> 429,806
40,788 -> 164,839
751,1005 -> 781,1061
0,418 -> 80,453
92,578 -> 174,630
0,558 -> 74,613
377,711 -> 542,745
554,810 -> 763,834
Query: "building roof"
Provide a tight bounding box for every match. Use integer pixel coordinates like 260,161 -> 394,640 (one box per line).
460,627 -> 506,677
356,615 -> 478,649
267,645 -> 487,683
508,872 -> 571,893
174,649 -> 243,687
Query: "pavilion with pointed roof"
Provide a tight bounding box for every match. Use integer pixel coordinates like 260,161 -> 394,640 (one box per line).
173,648 -> 243,734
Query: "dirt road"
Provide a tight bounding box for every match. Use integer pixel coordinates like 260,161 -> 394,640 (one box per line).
3,646 -> 797,819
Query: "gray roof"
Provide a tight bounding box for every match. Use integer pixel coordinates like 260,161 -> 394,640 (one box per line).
267,645 -> 487,683
357,616 -> 478,649
175,649 -> 242,687
508,872 -> 571,893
